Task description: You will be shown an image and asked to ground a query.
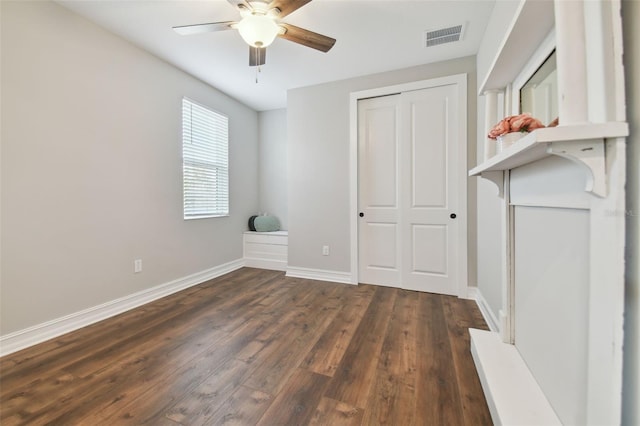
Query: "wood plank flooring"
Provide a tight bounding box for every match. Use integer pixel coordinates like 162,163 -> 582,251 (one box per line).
0,268 -> 492,425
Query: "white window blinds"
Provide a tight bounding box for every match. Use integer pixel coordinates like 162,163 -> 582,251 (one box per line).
182,98 -> 229,219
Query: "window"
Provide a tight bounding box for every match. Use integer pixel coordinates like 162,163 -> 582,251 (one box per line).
182,98 -> 229,219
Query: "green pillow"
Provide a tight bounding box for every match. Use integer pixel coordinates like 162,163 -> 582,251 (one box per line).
254,216 -> 280,232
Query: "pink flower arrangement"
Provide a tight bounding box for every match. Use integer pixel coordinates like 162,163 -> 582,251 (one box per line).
487,113 -> 545,139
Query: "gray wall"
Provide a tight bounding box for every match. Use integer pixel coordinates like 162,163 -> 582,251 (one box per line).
474,0 -> 523,323
258,109 -> 288,230
622,0 -> 639,423
0,0 -> 258,335
287,57 -> 477,279
475,97 -> 503,321
475,181 -> 503,319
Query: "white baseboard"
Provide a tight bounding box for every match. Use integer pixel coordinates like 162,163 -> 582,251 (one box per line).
286,266 -> 354,285
244,257 -> 287,271
470,329 -> 561,425
0,259 -> 245,357
467,287 -> 500,333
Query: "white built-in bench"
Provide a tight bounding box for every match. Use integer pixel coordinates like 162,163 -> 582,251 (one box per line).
243,230 -> 288,271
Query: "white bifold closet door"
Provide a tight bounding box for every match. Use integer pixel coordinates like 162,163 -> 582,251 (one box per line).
358,82 -> 461,295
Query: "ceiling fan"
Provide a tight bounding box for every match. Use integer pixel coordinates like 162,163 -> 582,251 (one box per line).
173,0 -> 336,67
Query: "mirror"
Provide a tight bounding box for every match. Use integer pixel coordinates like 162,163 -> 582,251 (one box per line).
520,50 -> 558,126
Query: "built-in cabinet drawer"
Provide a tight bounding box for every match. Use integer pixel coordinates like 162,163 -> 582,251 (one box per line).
243,231 -> 288,271
243,232 -> 288,246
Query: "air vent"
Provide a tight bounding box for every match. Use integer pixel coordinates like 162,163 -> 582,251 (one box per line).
425,24 -> 465,47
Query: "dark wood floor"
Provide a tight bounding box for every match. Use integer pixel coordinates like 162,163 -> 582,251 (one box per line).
0,268 -> 491,425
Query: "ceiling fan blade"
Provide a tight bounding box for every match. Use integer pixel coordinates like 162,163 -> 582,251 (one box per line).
249,46 -> 266,66
268,0 -> 311,18
278,23 -> 336,52
173,21 -> 236,35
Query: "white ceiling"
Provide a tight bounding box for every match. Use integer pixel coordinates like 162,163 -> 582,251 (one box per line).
57,0 -> 495,111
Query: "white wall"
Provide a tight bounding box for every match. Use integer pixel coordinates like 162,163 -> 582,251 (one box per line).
0,1 -> 258,335
258,109 -> 288,230
287,57 -> 477,279
476,0 -> 521,90
622,0 -> 640,424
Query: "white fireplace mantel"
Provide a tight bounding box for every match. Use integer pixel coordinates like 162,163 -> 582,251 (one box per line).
470,122 -> 629,197
470,1 -> 627,425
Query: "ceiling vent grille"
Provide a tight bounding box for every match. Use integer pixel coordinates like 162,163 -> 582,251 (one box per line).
425,24 -> 465,47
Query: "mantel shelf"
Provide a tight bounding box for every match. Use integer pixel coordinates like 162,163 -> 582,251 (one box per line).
469,122 -> 629,198
469,122 -> 628,175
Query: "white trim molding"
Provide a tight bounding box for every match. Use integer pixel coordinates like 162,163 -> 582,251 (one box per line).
286,266 -> 353,285
468,287 -> 500,333
244,258 -> 286,271
470,328 -> 561,426
0,259 -> 245,357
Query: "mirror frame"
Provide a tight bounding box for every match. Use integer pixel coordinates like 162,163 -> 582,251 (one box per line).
511,29 -> 556,116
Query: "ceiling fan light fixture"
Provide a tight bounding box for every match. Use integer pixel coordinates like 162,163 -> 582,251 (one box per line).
237,14 -> 279,48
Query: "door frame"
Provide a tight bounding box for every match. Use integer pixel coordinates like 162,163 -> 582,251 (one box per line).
348,74 -> 468,297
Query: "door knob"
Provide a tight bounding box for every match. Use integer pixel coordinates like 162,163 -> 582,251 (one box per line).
450,213 -> 457,219
359,212 -> 364,217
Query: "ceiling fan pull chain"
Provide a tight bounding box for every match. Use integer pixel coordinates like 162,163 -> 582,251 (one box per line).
253,47 -> 260,83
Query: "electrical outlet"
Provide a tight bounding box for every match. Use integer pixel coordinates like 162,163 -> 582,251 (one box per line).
322,245 -> 330,256
134,259 -> 142,273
